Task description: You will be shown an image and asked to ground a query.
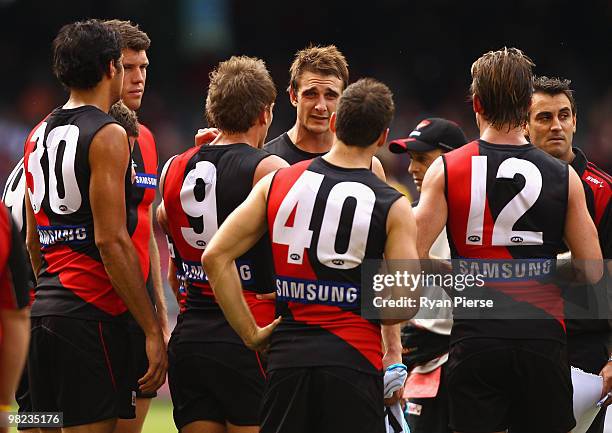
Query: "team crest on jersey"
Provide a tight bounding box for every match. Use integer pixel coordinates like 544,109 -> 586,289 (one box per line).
415,119 -> 431,130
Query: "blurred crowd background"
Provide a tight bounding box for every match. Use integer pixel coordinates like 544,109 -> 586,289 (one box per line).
1,0 -> 610,310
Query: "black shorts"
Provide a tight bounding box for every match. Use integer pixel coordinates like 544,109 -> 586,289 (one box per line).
446,338 -> 575,433
260,367 -> 385,433
168,339 -> 265,429
28,316 -> 135,427
15,363 -> 32,431
405,365 -> 451,433
126,317 -> 157,399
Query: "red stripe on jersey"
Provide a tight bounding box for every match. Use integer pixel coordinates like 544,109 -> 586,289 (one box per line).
0,205 -> 17,309
130,123 -> 159,280
267,160 -> 318,280
444,141 -> 512,259
581,165 -> 611,227
288,302 -> 382,369
44,245 -> 127,316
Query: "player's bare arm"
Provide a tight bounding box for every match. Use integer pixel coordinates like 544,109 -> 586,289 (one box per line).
24,192 -> 41,277
252,154 -> 289,186
371,155 -> 386,182
414,156 -> 447,259
564,166 -> 603,284
89,122 -> 167,393
0,307 -> 29,409
149,208 -> 169,340
202,172 -> 281,351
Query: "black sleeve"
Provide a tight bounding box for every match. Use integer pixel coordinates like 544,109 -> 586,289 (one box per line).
6,214 -> 32,309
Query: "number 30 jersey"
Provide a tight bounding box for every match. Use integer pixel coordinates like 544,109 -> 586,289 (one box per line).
162,143 -> 275,344
266,157 -> 403,374
444,140 -> 569,342
23,106 -> 131,320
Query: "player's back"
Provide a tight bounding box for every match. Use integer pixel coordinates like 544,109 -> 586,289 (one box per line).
444,139 -> 569,342
162,143 -> 274,343
23,105 -> 129,320
266,157 -> 403,374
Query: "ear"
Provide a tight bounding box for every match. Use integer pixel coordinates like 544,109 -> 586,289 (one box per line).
329,112 -> 337,133
572,112 -> 577,133
289,85 -> 298,107
107,60 -> 116,79
472,95 -> 482,114
524,122 -> 530,139
377,128 -> 389,148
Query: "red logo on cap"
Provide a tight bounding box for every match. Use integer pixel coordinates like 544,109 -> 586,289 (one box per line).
416,120 -> 431,130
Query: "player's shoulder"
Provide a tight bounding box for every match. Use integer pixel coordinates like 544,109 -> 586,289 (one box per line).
263,132 -> 289,152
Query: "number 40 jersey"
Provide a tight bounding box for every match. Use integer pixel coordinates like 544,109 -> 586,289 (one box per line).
23,106 -> 132,321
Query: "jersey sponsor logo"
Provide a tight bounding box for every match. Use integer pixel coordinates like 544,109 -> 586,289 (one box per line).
275,275 -> 359,307
585,175 -> 605,188
456,258 -> 554,281
134,173 -> 158,189
37,224 -> 89,247
180,259 -> 255,285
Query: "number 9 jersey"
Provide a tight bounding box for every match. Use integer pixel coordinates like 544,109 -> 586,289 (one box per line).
23,106 -> 131,321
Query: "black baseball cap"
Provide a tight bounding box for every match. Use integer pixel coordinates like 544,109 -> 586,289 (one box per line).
389,118 -> 468,153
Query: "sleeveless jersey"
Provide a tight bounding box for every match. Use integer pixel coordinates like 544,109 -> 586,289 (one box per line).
444,140 -> 569,343
127,124 -> 158,297
162,143 -> 274,344
0,204 -> 30,311
264,132 -> 326,165
266,157 -> 403,374
23,105 -> 131,320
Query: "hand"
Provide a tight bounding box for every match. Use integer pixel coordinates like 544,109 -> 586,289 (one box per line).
382,348 -> 404,406
139,331 -> 168,394
255,292 -> 277,301
244,316 -> 281,352
599,361 -> 612,408
194,128 -> 220,146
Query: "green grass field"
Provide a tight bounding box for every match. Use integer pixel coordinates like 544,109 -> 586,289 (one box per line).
142,398 -> 175,433
7,398 -> 175,433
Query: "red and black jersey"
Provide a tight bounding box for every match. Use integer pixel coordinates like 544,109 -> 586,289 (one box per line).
0,203 -> 30,310
264,132 -> 326,165
444,140 -> 569,343
162,143 -> 274,344
23,105 -> 131,321
266,157 -> 403,374
571,147 -> 611,258
127,123 -> 158,297
2,158 -> 36,302
565,147 -> 611,337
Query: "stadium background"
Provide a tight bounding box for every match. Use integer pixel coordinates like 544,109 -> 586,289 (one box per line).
1,0 -> 610,431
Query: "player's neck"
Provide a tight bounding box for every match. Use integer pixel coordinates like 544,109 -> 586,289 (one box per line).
559,147 -> 576,163
210,129 -> 261,149
479,122 -> 529,146
288,124 -> 333,154
323,139 -> 375,169
64,86 -> 114,113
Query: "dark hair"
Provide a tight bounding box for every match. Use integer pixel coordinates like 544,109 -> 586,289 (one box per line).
470,47 -> 535,129
206,56 -> 276,134
533,76 -> 576,115
288,44 -> 349,92
109,101 -> 139,137
103,19 -> 151,51
52,19 -> 122,90
335,78 -> 394,148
